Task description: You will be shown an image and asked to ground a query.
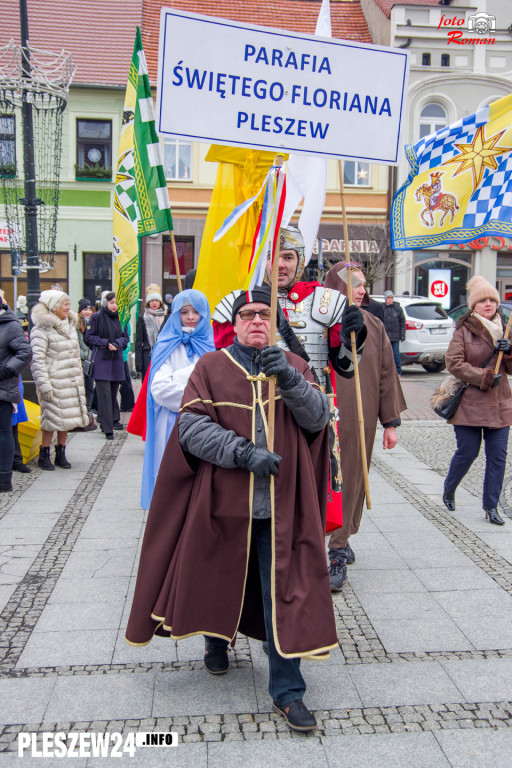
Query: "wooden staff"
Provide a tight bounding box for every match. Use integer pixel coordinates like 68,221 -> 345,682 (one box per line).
494,310 -> 512,374
170,231 -> 183,292
267,155 -> 285,452
338,160 -> 371,509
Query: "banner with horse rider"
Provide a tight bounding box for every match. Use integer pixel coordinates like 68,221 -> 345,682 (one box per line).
391,93 -> 512,250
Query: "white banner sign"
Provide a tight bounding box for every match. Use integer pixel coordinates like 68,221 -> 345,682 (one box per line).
428,269 -> 451,309
156,8 -> 409,163
0,221 -> 19,248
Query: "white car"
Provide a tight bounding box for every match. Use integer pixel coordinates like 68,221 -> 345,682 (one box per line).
371,295 -> 454,373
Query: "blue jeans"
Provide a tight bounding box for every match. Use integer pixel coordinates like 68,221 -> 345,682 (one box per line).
206,518 -> 306,707
445,425 -> 509,508
391,340 -> 401,375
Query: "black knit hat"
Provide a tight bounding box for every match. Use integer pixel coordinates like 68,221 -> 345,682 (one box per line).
231,285 -> 273,324
78,298 -> 93,313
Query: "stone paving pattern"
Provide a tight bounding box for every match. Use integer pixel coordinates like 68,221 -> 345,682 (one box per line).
1,392 -> 512,766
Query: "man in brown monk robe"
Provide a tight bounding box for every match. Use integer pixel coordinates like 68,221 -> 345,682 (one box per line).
126,284 -> 337,732
324,264 -> 407,590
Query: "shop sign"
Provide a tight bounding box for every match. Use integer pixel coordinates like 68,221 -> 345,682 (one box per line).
0,222 -> 13,247
428,268 -> 451,309
449,236 -> 512,251
156,8 -> 409,162
312,238 -> 380,256
0,221 -> 21,249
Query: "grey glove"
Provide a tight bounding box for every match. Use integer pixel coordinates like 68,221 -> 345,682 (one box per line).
340,304 -> 365,347
492,374 -> 501,388
495,339 -> 511,354
260,345 -> 298,389
236,443 -> 281,477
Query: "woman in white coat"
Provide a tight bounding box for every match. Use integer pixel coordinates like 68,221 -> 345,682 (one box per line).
30,290 -> 88,470
139,289 -> 214,509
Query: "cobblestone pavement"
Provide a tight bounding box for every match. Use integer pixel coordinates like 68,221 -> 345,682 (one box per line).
1,404 -> 512,766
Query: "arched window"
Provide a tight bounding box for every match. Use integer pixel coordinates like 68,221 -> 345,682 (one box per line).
419,103 -> 447,139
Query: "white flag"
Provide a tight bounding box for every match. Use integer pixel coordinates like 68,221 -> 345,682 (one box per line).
282,0 -> 331,264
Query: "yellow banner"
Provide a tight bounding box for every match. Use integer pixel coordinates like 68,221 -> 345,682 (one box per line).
194,146 -> 287,310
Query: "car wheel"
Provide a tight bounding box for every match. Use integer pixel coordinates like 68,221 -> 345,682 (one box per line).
422,362 -> 446,373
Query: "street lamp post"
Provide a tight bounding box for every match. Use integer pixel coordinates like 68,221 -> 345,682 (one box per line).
19,0 -> 41,319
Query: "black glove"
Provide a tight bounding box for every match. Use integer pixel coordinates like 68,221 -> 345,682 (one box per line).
236,443 -> 281,477
260,345 -> 298,389
492,374 -> 501,388
340,304 -> 365,347
495,339 -> 511,354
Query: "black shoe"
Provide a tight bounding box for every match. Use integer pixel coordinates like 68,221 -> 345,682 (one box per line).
273,700 -> 317,732
443,488 -> 455,512
113,422 -> 124,431
38,446 -> 55,471
484,507 -> 505,526
12,463 -> 32,474
105,433 -> 114,440
204,641 -> 229,675
328,558 -> 347,591
54,444 -> 71,469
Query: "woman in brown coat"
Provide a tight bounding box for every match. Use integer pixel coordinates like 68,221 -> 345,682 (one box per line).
443,276 -> 512,525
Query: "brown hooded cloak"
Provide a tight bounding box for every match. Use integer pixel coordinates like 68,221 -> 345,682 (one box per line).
324,266 -> 407,547
126,348 -> 337,659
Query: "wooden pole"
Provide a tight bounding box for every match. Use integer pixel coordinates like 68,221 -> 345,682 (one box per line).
170,231 -> 183,292
267,155 -> 285,453
494,310 -> 512,374
337,160 -> 371,509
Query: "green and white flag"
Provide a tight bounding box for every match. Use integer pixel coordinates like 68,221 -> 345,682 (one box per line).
113,26 -> 173,328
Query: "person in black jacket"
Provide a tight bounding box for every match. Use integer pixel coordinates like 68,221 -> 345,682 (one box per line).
382,290 -> 406,375
0,298 -> 32,491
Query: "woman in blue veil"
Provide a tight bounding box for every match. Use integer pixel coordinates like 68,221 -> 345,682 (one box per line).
140,289 -> 214,509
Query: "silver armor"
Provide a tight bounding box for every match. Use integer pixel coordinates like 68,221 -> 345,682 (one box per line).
276,287 -> 346,374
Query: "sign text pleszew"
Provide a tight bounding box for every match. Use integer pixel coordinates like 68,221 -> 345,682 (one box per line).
157,8 -> 409,164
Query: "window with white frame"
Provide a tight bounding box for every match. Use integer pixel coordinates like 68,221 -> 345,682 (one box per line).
419,103 -> 448,139
76,119 -> 112,180
0,115 -> 16,177
163,138 -> 192,180
343,160 -> 371,186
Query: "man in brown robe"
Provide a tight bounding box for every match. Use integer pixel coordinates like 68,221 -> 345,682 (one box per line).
126,285 -> 337,732
324,264 -> 407,590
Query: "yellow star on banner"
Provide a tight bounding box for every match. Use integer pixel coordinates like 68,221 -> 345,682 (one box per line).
443,125 -> 512,193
